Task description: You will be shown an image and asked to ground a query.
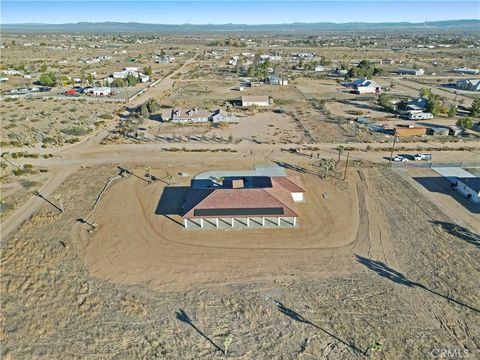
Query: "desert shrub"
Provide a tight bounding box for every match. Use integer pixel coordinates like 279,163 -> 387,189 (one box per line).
61,126 -> 92,136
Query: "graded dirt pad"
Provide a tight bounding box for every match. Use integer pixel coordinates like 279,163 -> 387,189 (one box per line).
2,160 -> 480,359
76,166 -> 359,290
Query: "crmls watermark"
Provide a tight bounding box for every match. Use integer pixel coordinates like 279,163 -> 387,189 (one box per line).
430,348 -> 469,358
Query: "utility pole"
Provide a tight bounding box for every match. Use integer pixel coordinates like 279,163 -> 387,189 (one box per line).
343,152 -> 350,181
125,81 -> 129,104
389,136 -> 398,166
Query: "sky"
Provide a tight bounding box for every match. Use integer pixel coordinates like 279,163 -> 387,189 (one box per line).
1,1 -> 479,24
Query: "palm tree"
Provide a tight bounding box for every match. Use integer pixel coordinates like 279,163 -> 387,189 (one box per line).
335,145 -> 345,162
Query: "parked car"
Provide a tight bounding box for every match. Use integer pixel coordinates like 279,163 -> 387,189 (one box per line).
413,153 -> 432,161
393,155 -> 409,162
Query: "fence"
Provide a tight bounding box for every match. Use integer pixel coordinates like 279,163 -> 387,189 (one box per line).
391,161 -> 480,169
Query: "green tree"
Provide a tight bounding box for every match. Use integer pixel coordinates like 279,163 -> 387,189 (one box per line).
377,93 -> 393,111
110,78 -> 125,87
146,98 -> 160,113
470,97 -> 480,117
126,73 -> 139,86
426,94 -> 442,116
38,72 -> 57,87
138,103 -> 149,118
39,63 -> 48,73
456,117 -> 474,129
419,87 -> 432,98
448,105 -> 457,118
86,73 -> 94,86
143,65 -> 153,76
247,64 -> 256,77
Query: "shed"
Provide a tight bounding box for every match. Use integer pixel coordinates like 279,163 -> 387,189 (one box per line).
394,127 -> 427,137
448,125 -> 464,136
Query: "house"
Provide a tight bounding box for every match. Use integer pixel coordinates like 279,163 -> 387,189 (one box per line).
397,68 -> 424,76
456,79 -> 480,92
408,112 -> 433,120
241,95 -> 270,107
428,127 -> 450,136
266,75 -> 288,86
350,79 -> 381,94
453,67 -> 479,75
160,108 -> 237,123
394,127 -> 427,137
381,58 -> 395,65
91,87 -> 111,96
454,177 -> 480,204
448,125 -> 464,136
406,98 -> 428,111
181,166 -> 305,229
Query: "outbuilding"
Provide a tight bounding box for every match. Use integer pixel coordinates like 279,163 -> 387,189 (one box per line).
454,177 -> 480,204
241,95 -> 270,107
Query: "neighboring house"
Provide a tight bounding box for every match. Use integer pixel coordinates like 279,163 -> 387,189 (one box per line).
453,67 -> 479,75
91,87 -> 111,96
350,78 -> 381,94
241,95 -> 270,107
160,108 -> 237,123
266,75 -> 288,86
112,68 -> 150,82
406,98 -> 428,111
397,68 -> 424,76
448,125 -> 464,136
381,58 -> 395,65
408,112 -> 433,120
181,169 -> 305,229
456,79 -> 480,92
454,177 -> 480,204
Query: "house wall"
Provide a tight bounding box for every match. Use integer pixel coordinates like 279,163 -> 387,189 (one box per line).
291,192 -> 304,202
455,182 -> 480,204
242,101 -> 269,106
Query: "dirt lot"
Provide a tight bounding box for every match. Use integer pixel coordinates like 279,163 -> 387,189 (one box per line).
2,154 -> 479,359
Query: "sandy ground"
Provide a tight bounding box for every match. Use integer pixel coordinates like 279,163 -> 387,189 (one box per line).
76,163 -> 359,290
2,159 -> 479,359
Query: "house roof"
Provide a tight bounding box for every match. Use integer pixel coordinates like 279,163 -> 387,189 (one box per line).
161,108 -> 215,121
242,95 -> 269,103
182,176 -> 302,219
271,176 -> 305,193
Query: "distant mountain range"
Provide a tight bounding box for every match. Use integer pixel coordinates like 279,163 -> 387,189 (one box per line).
2,20 -> 479,33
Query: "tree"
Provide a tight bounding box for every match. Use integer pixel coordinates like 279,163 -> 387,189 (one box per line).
247,64 -> 256,77
86,73 -> 94,86
126,74 -> 138,86
110,78 -> 125,87
426,94 -> 442,116
448,105 -> 457,118
419,87 -> 432,98
39,63 -> 48,73
319,158 -> 336,179
470,97 -> 480,117
139,103 -> 149,118
38,72 -> 57,87
143,65 -> 153,76
377,93 -> 393,111
456,117 -> 474,129
146,98 -> 160,113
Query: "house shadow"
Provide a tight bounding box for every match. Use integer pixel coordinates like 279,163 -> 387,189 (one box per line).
355,255 -> 479,313
430,220 -> 480,249
275,301 -> 366,355
148,114 -> 163,122
272,160 -> 317,176
155,186 -> 190,226
412,176 -> 480,214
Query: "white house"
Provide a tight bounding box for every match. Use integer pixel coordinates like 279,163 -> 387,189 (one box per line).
266,75 -> 288,86
456,79 -> 480,92
241,95 -> 270,107
92,87 -> 111,96
351,79 -> 381,94
397,68 -> 424,76
453,67 -> 479,75
454,178 -> 480,204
